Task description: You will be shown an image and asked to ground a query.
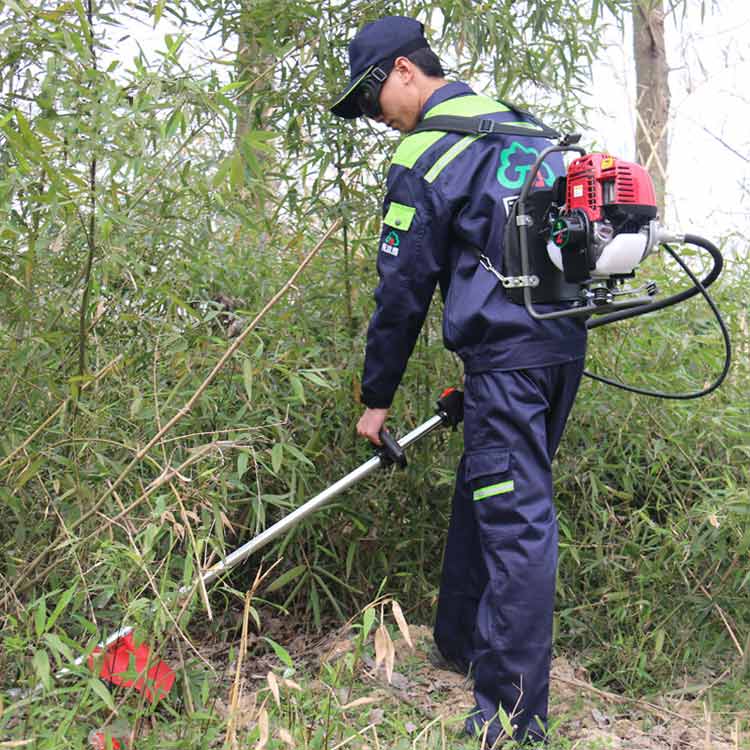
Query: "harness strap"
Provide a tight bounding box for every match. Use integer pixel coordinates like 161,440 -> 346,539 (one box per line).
412,114 -> 559,139
412,100 -> 559,139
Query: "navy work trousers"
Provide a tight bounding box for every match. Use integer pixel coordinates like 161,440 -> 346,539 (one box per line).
433,360 -> 584,744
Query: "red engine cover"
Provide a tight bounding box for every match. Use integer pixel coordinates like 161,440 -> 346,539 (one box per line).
566,153 -> 657,222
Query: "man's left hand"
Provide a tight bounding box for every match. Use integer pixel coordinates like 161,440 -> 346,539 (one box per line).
357,407 -> 389,446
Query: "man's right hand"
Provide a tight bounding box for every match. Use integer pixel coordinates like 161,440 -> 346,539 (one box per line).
356,407 -> 389,446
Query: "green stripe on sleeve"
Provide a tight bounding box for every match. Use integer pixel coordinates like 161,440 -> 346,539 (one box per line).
473,480 -> 514,502
425,134 -> 485,183
392,131 -> 447,168
391,96 -> 512,171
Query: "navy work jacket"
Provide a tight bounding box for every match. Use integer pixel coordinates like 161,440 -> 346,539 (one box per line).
361,82 -> 587,409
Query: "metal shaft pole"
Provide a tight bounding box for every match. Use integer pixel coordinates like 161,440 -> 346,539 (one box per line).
195,412 -> 445,590
45,403 -> 458,693
62,414 -> 447,679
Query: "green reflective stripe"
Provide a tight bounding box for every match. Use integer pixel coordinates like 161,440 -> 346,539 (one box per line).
392,131 -> 446,169
473,480 -> 514,502
384,201 -> 416,230
425,134 -> 484,183
424,94 -> 509,119
391,96 -> 514,171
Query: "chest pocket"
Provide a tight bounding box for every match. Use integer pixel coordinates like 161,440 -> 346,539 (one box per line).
384,201 -> 416,230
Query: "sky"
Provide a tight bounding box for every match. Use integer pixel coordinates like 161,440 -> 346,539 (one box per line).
111,3 -> 750,250
587,2 -> 750,246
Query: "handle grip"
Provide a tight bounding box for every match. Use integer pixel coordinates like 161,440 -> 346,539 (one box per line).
437,387 -> 464,429
377,428 -> 407,469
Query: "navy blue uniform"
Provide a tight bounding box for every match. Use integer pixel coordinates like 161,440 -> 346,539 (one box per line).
361,82 -> 586,743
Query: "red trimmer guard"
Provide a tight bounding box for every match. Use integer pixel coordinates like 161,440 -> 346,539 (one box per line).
89,632 -> 175,702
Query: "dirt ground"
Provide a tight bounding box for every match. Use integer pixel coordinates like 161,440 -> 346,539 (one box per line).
212,619 -> 745,749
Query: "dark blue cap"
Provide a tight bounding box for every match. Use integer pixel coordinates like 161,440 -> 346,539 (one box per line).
330,16 -> 429,119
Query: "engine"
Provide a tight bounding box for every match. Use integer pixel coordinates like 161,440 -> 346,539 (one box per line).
546,153 -> 658,283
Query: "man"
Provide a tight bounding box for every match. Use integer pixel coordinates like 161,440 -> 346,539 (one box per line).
329,16 -> 587,745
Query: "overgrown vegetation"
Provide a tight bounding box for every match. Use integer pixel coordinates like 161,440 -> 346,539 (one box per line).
1,1 -> 748,747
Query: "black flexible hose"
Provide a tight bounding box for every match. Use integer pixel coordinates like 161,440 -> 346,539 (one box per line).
583,234 -> 732,399
586,234 -> 723,330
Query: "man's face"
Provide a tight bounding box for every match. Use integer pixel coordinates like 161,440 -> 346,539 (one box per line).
369,61 -> 421,133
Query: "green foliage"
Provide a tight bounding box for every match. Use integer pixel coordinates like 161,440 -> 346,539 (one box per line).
0,0 -> 748,746
554,258 -> 749,692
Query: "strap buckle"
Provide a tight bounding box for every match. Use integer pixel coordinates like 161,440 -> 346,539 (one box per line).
477,118 -> 495,134
370,66 -> 388,83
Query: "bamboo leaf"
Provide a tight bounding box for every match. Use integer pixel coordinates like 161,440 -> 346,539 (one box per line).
45,583 -> 77,632
374,624 -> 387,673
237,450 -> 249,479
154,0 -> 167,25
340,696 -> 379,710
14,110 -> 43,155
362,607 -> 375,640
230,152 -> 244,190
497,704 -> 515,739
257,706 -> 269,748
265,564 -> 306,593
384,627 -> 394,683
43,633 -> 74,663
300,369 -> 333,388
88,677 -> 116,710
34,597 -> 47,638
391,600 -> 413,649
262,637 -> 293,670
32,650 -> 51,691
15,457 -> 44,491
212,155 -> 233,187
271,443 -> 283,474
164,108 -> 183,139
309,579 -> 320,629
266,671 -> 280,707
289,374 -> 305,404
654,627 -> 665,656
242,359 -> 253,402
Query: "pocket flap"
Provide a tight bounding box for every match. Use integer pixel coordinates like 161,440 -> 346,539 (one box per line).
465,449 -> 510,482
383,201 -> 416,230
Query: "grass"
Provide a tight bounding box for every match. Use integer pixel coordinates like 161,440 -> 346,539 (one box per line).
3,591 -> 748,749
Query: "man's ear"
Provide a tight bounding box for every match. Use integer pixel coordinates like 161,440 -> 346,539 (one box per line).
393,56 -> 415,82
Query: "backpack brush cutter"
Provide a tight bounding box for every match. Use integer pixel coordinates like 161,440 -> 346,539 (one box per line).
409,108 -> 733,399
498,134 -> 732,399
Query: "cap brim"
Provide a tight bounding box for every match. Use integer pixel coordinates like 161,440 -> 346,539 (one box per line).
329,66 -> 373,119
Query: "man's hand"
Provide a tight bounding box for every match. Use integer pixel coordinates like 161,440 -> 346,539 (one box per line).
357,407 -> 389,446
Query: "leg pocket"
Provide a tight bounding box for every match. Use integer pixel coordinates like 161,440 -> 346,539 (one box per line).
465,447 -> 518,531
466,448 -> 512,500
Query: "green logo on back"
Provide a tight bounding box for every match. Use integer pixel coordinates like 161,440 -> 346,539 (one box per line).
497,141 -> 556,189
384,230 -> 400,246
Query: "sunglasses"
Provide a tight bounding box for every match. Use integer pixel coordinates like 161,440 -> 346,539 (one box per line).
357,66 -> 390,119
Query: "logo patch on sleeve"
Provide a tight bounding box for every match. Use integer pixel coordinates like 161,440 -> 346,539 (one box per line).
381,230 -> 400,256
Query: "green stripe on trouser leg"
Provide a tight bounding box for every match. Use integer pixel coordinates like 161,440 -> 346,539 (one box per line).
472,480 -> 514,501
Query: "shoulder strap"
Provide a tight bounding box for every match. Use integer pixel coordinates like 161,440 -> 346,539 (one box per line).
412,101 -> 559,140
411,115 -> 558,139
